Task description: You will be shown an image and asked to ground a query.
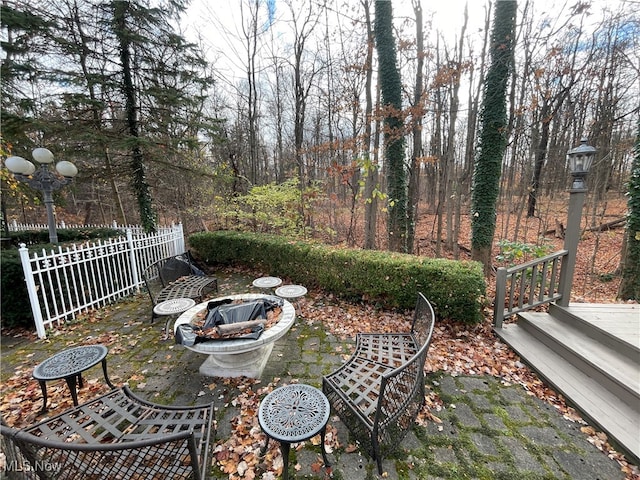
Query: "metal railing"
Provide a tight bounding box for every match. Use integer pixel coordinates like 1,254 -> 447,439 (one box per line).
18,224 -> 185,338
493,249 -> 569,328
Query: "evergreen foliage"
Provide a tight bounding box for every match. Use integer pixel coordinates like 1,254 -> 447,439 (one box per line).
374,0 -> 407,252
618,120 -> 640,300
1,0 -> 220,229
470,0 -> 517,273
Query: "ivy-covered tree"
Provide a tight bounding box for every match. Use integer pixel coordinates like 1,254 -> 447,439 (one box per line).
470,0 -> 517,273
618,120 -> 640,300
375,0 -> 407,253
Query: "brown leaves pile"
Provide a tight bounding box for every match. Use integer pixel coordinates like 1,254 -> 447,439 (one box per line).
211,377 -> 339,480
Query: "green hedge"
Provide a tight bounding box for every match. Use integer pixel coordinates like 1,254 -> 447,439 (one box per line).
4,227 -> 123,247
0,248 -> 31,328
189,230 -> 486,324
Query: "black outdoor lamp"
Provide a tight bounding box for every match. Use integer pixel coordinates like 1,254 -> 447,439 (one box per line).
566,137 -> 596,190
4,148 -> 78,244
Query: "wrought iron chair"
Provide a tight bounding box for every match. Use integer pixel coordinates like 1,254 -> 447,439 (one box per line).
322,292 -> 435,474
1,386 -> 215,479
143,251 -> 217,322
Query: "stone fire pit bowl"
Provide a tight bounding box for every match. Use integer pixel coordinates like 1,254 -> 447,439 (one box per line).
174,293 -> 296,378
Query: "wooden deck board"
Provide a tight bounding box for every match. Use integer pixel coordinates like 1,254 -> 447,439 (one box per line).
563,303 -> 639,346
519,312 -> 640,398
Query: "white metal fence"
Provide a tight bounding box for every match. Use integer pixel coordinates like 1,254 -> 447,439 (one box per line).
8,220 -> 145,234
17,224 -> 185,338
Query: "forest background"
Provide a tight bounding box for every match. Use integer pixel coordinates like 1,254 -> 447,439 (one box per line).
1,0 -> 639,302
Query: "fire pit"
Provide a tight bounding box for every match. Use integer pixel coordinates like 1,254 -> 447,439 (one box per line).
174,293 -> 296,378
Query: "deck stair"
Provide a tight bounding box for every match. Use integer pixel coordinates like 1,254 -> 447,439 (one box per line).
494,302 -> 640,463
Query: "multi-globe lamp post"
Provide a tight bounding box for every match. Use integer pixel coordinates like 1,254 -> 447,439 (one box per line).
558,137 -> 596,306
5,148 -> 78,244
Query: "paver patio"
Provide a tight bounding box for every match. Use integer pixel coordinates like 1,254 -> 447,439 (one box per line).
1,269 -> 633,479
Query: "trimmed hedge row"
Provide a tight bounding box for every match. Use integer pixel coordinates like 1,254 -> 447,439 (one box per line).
0,248 -> 30,328
189,230 -> 486,324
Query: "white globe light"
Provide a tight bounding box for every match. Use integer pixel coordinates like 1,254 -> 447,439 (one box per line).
56,161 -> 78,178
23,161 -> 37,175
5,156 -> 30,174
32,147 -> 54,164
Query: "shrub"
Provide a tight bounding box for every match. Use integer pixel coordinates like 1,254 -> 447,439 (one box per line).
189,230 -> 486,323
5,227 -> 123,247
0,248 -> 31,328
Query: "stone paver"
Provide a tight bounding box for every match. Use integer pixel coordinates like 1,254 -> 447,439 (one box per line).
0,271 -> 631,479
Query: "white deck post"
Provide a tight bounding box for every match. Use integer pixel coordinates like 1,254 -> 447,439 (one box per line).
19,244 -> 47,339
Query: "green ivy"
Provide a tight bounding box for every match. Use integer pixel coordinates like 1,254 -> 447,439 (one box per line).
495,240 -> 553,267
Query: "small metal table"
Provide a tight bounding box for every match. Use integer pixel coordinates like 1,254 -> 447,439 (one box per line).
258,384 -> 330,480
274,284 -> 307,300
252,276 -> 283,294
275,285 -> 307,313
153,297 -> 196,339
32,344 -> 114,413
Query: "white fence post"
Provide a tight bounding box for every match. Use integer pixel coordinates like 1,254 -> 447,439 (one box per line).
126,229 -> 140,291
19,244 -> 47,339
175,223 -> 185,253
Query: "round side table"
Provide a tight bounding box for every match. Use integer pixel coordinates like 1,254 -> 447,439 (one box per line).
32,344 -> 114,413
252,276 -> 283,294
258,384 -> 330,480
275,285 -> 307,313
153,298 -> 196,340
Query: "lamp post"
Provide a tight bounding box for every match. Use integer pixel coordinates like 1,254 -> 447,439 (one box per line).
557,138 -> 596,306
4,148 -> 78,244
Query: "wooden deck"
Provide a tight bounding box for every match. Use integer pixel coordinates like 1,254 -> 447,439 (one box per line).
494,302 -> 640,464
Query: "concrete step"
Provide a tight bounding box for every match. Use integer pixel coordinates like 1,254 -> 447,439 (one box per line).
494,322 -> 640,464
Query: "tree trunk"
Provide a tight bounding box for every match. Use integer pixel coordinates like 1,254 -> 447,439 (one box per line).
363,0 -> 378,250
375,0 -> 407,252
618,120 -> 640,300
407,0 -> 425,254
471,0 -> 517,273
113,0 -> 155,233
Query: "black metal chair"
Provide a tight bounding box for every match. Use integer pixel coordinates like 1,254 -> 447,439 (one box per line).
322,293 -> 436,474
143,251 -> 218,322
1,386 -> 215,480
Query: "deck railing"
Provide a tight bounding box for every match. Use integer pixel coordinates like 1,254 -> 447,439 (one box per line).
18,224 -> 185,338
493,249 -> 569,328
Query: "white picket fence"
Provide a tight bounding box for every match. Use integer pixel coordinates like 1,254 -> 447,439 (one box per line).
8,220 -> 145,233
17,224 -> 186,338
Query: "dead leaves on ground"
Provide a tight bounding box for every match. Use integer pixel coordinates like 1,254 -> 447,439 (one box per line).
2,290 -> 638,479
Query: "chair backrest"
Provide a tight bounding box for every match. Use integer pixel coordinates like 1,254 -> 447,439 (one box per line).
374,294 -> 436,453
159,254 -> 193,285
410,292 -> 436,349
